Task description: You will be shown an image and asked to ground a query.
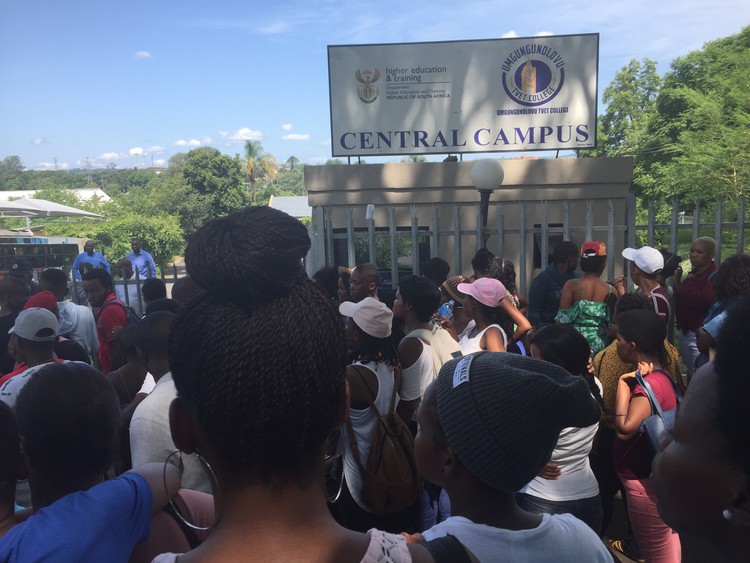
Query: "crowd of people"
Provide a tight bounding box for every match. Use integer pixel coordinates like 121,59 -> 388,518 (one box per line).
0,208 -> 747,562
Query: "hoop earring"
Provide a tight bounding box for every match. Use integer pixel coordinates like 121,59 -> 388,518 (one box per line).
163,450 -> 222,531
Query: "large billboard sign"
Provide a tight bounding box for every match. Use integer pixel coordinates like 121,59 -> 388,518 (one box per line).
328,34 -> 598,157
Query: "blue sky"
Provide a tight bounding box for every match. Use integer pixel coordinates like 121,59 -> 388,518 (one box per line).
1,0 -> 747,171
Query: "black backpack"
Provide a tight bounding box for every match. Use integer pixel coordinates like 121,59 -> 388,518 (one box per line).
96,299 -> 140,335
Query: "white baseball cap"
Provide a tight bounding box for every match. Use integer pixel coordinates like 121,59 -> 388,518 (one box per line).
339,297 -> 393,338
9,307 -> 58,342
622,246 -> 664,274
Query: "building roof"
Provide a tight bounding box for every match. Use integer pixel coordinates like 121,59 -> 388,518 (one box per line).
268,195 -> 311,218
0,188 -> 111,202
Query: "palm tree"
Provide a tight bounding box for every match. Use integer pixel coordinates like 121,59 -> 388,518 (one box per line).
244,141 -> 278,204
285,155 -> 300,170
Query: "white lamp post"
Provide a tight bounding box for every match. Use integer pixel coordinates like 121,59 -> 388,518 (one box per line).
470,159 -> 505,247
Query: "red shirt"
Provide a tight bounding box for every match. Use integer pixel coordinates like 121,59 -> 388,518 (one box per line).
675,263 -> 718,332
614,370 -> 678,479
95,294 -> 128,374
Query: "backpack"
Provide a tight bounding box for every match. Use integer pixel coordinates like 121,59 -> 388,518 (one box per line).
406,323 -> 463,379
345,364 -> 421,516
96,298 -> 140,336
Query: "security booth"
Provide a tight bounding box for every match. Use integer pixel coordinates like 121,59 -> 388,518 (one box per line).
305,157 -> 633,295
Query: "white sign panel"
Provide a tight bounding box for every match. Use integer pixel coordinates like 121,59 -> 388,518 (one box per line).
328,34 -> 598,156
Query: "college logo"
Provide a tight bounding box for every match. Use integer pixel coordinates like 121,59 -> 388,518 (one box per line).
355,68 -> 380,103
501,45 -> 565,107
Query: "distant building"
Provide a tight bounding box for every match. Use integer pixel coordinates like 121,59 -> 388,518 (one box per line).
0,188 -> 111,203
268,195 -> 311,219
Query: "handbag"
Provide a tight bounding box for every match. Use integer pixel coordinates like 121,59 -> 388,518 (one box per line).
635,369 -> 683,456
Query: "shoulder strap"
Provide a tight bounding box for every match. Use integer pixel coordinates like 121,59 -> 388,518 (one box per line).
422,535 -> 472,563
406,328 -> 433,341
635,369 -> 683,419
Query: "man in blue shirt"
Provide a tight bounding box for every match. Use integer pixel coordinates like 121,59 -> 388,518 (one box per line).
126,239 -> 157,279
71,240 -> 110,281
528,240 -> 580,336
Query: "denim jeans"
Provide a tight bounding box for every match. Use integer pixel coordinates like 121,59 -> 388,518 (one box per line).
516,492 -> 603,534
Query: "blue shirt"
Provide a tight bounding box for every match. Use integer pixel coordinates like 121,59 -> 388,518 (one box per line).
126,250 -> 157,279
528,264 -> 578,328
0,473 -> 152,562
71,251 -> 110,280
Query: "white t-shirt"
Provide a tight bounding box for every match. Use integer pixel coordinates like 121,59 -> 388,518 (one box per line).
421,514 -> 611,562
519,421 -> 600,501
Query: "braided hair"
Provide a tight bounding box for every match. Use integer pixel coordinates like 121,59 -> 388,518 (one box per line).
168,207 -> 348,484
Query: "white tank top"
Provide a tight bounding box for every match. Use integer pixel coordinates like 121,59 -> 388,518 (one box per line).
342,361 -> 396,512
458,323 -> 508,355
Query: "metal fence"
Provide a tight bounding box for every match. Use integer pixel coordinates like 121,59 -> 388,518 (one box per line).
310,194 -> 750,297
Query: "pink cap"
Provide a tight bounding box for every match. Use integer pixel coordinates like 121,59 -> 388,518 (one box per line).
457,278 -> 507,307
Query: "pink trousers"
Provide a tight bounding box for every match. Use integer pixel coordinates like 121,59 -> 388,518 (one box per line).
619,475 -> 681,563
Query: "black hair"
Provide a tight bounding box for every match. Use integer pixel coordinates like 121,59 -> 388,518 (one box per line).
141,277 -> 167,303
354,263 -> 380,288
15,362 -> 119,491
530,324 -> 606,413
713,254 -> 750,302
171,276 -> 202,306
145,298 -> 181,315
552,241 -> 579,264
0,402 -> 19,506
660,249 -> 682,280
136,311 -> 175,360
0,277 -> 29,300
311,266 -> 339,300
398,275 -> 441,323
714,294 -> 750,477
471,248 -> 495,276
617,309 -> 667,366
169,207 -> 347,484
580,255 -> 606,274
117,325 -> 139,357
421,257 -> 450,286
349,318 -> 400,371
615,292 -> 652,317
82,268 -> 113,290
487,257 -> 518,295
40,268 -> 68,296
470,297 -> 513,339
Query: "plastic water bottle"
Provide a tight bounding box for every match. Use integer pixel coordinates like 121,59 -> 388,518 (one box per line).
438,300 -> 454,320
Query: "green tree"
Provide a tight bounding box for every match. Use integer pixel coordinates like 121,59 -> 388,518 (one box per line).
243,141 -> 278,204
285,155 -> 300,170
646,26 -> 750,202
401,155 -> 426,163
0,156 -> 25,190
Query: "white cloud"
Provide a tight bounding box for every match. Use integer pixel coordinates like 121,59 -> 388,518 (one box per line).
501,30 -> 519,38
129,147 -> 144,156
146,145 -> 165,154
282,133 -> 310,141
31,137 -> 47,145
535,31 -> 554,36
98,152 -> 121,161
36,161 -> 69,171
134,51 -> 152,59
174,138 -> 202,147
282,123 -> 293,131
154,158 -> 166,166
227,128 -> 263,143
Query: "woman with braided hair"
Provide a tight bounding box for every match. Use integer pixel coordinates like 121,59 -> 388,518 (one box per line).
160,207 -> 433,562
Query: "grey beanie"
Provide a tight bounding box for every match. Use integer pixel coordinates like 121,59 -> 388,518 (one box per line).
436,352 -> 601,492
